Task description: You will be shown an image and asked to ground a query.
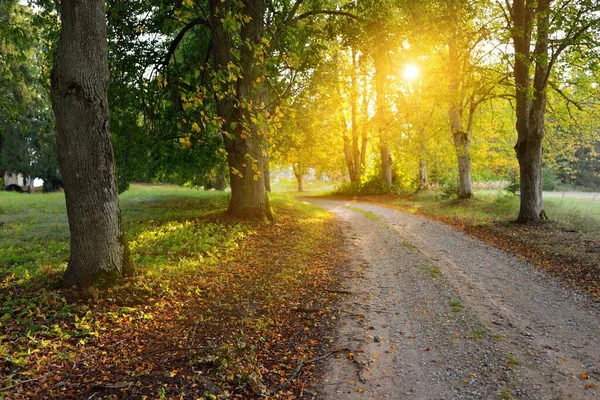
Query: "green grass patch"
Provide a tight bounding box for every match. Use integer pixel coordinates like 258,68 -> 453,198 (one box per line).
423,264 -> 441,279
345,206 -> 381,221
270,180 -> 335,197
450,298 -> 462,312
506,353 -> 520,368
468,326 -> 487,339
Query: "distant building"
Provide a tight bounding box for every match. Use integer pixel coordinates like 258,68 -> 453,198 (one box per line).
3,172 -> 43,192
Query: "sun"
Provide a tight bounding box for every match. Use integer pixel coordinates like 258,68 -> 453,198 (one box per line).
403,64 -> 420,81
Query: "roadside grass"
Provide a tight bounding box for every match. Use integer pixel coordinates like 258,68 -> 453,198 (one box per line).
0,184 -> 345,398
345,206 -> 381,221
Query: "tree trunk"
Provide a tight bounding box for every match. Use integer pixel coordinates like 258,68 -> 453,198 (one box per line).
418,157 -> 428,190
295,173 -> 303,192
448,37 -> 473,199
360,71 -> 369,174
292,163 -> 304,192
380,144 -> 392,185
342,130 -> 358,182
374,41 -> 392,187
209,0 -> 273,221
350,47 -> 360,181
51,0 -> 132,288
512,0 -> 549,222
214,162 -> 227,191
449,112 -> 473,199
263,154 -> 271,192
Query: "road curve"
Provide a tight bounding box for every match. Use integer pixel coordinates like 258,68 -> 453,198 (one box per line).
308,199 -> 600,400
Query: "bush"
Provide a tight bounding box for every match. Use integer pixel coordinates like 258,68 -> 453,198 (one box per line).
333,176 -> 398,196
542,168 -> 562,191
0,178 -> 4,188
436,178 -> 459,200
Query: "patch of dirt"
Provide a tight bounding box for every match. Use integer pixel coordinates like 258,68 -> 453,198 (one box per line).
308,199 -> 600,399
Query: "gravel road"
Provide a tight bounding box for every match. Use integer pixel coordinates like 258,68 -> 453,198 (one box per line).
307,199 -> 600,400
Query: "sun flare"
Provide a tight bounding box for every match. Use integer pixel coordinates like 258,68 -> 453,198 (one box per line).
403,64 -> 420,81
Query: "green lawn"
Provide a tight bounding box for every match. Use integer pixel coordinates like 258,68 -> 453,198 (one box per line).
0,185 -> 236,282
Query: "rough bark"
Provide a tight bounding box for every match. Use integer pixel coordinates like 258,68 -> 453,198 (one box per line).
374,43 -> 392,187
512,0 -> 549,222
209,0 -> 273,221
449,105 -> 474,199
51,0 -> 132,288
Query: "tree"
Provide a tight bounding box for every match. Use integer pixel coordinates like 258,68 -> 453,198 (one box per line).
504,0 -> 600,222
442,0 -> 500,199
208,0 -> 274,221
0,0 -> 62,191
51,0 -> 132,287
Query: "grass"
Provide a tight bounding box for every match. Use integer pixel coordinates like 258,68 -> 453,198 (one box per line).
345,206 -> 381,221
423,264 -> 441,279
468,327 -> 487,339
0,184 -> 345,398
450,298 -> 462,312
270,180 -> 335,197
506,353 -> 520,368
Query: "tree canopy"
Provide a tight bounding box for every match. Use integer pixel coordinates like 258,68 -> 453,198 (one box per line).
2,0 -> 599,215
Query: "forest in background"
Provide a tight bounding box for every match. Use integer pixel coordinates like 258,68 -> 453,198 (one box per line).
1,0 -> 598,196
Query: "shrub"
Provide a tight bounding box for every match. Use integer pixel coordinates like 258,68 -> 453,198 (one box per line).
436,178 -> 459,200
542,168 -> 562,191
333,175 -> 398,196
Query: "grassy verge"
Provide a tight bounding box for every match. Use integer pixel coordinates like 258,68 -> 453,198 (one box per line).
347,191 -> 600,300
0,185 -> 346,398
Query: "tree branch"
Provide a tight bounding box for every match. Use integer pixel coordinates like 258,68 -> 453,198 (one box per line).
548,80 -> 583,111
164,18 -> 209,67
292,10 -> 359,23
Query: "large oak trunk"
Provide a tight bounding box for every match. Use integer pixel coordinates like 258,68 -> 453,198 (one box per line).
511,0 -> 549,223
51,0 -> 132,288
516,133 -> 544,221
210,0 -> 273,221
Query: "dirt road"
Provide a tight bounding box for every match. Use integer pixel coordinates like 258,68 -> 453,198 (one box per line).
307,199 -> 600,399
